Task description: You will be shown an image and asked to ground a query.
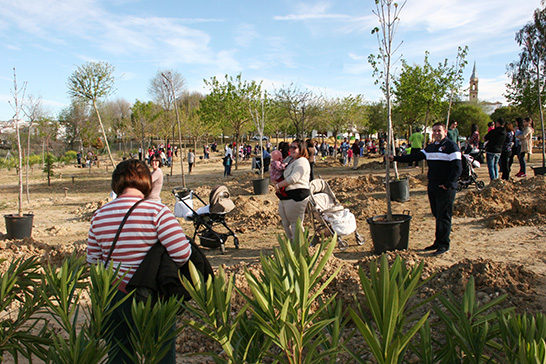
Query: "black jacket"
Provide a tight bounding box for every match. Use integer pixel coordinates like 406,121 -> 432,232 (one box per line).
126,239 -> 213,303
484,126 -> 506,154
394,138 -> 462,190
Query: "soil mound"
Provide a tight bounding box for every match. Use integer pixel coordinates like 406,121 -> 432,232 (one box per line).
454,176 -> 546,229
73,198 -> 112,221
357,159 -> 385,170
228,195 -> 280,232
315,158 -> 343,168
0,238 -> 86,270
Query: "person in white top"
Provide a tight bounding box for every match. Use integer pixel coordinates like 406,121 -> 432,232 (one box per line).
274,139 -> 311,241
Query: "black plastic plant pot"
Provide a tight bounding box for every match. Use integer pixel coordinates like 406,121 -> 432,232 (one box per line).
367,213 -> 412,255
389,178 -> 410,202
252,177 -> 270,195
4,214 -> 34,239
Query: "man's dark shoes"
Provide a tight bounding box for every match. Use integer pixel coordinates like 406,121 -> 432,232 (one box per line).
424,244 -> 438,251
433,247 -> 449,256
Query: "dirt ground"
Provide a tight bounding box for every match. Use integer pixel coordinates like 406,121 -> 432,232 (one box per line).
1,151 -> 546,362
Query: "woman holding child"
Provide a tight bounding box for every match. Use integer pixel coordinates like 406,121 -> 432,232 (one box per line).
273,140 -> 311,241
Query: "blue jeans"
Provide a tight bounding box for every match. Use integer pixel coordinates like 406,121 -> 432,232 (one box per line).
486,152 -> 501,180
519,152 -> 527,174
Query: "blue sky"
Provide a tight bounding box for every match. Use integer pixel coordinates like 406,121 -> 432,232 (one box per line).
0,0 -> 542,121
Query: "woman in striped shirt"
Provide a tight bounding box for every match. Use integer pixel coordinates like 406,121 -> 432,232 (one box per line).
87,159 -> 191,364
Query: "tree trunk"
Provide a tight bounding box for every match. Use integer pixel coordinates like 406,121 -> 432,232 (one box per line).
93,100 -> 116,168
536,63 -> 546,168
235,133 -> 240,170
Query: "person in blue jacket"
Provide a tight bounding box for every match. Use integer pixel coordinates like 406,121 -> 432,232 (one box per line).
389,122 -> 462,255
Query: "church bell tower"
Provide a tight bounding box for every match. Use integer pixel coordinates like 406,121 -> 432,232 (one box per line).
469,62 -> 478,103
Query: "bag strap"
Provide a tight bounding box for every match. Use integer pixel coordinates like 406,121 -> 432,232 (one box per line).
104,199 -> 145,266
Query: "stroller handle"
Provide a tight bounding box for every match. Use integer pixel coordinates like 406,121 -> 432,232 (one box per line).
172,187 -> 192,201
172,187 -> 190,194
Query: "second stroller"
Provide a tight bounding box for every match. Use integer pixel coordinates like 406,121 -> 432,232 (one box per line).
173,185 -> 239,254
307,178 -> 364,250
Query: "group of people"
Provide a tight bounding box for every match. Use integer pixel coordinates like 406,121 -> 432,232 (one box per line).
140,144 -> 174,167
86,138 -> 319,362
448,118 -> 535,181
76,150 -> 98,168
88,124 -> 479,362
483,117 -> 534,180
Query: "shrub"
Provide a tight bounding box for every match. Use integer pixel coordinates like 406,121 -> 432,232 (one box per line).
59,151 -> 77,164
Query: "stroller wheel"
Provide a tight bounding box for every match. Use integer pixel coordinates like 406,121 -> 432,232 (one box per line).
337,237 -> 349,251
233,237 -> 240,249
476,180 -> 485,191
355,231 -> 365,245
220,243 -> 226,254
457,183 -> 463,192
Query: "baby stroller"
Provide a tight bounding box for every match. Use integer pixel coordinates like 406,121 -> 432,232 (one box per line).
458,153 -> 485,191
307,178 -> 365,251
172,186 -> 239,254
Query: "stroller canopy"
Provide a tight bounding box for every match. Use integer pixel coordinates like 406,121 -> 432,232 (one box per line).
310,179 -> 342,213
209,185 -> 235,214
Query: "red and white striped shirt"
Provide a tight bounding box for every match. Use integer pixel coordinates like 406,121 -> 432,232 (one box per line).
87,196 -> 191,292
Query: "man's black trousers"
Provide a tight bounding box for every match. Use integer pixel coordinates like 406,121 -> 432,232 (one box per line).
427,187 -> 456,250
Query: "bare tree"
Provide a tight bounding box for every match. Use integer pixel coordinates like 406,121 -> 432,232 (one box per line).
67,61 -> 116,168
274,84 -> 318,139
149,69 -> 186,110
59,100 -> 92,152
102,98 -> 132,154
248,85 -> 269,179
22,94 -> 47,202
369,0 -> 406,220
8,68 -> 27,217
161,71 -> 187,186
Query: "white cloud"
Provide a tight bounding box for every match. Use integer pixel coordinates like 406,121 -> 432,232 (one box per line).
349,53 -> 367,61
234,23 -> 259,47
401,0 -> 539,33
274,2 -> 351,21
0,0 -> 223,67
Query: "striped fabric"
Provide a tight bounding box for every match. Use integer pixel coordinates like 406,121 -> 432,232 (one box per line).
422,150 -> 462,162
87,196 -> 191,292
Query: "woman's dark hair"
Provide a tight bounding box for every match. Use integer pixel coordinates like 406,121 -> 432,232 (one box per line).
516,117 -> 524,130
471,123 -> 479,133
150,153 -> 163,167
291,139 -> 309,159
111,159 -> 152,197
505,122 -> 514,133
279,142 -> 290,159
